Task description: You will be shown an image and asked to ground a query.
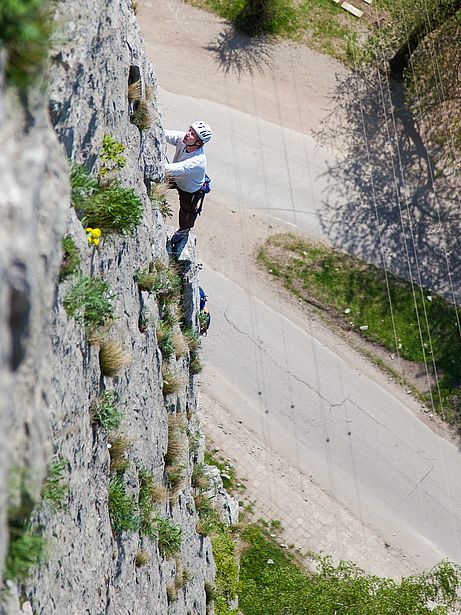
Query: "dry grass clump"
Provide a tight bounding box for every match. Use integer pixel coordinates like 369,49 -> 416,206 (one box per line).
99,338 -> 132,377
128,79 -> 142,102
162,366 -> 183,396
135,549 -> 149,567
149,179 -> 171,203
173,331 -> 188,359
166,582 -> 177,603
192,463 -> 211,491
165,415 -> 187,466
108,435 -> 133,472
190,354 -> 203,375
131,100 -> 153,131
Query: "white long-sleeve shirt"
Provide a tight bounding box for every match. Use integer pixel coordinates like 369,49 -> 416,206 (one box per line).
165,130 -> 207,193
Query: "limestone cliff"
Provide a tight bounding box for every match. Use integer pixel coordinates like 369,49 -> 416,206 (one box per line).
0,1 -> 237,613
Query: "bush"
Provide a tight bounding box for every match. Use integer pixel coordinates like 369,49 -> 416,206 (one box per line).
131,100 -> 153,131
108,474 -> 139,534
148,181 -> 172,218
63,275 -> 115,328
192,463 -> 211,491
165,415 -> 187,466
108,435 -> 133,472
135,549 -> 150,567
235,0 -> 299,36
91,390 -> 122,431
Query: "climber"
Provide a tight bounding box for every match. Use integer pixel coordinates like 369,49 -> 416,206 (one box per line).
164,121 -> 212,250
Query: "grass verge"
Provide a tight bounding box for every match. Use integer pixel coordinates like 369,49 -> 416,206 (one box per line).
258,233 -> 461,428
238,523 -> 461,614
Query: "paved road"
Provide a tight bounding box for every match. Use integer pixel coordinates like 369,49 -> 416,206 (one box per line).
138,0 -> 461,574
160,87 -> 349,238
199,263 -> 461,570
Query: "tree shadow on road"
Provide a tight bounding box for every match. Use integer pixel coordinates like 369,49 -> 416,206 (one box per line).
204,24 -> 275,77
316,65 -> 461,304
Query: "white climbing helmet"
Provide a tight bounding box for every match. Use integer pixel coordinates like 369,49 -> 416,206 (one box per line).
191,120 -> 212,144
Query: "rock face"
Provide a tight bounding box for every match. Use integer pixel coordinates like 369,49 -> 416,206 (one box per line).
0,1 -> 236,613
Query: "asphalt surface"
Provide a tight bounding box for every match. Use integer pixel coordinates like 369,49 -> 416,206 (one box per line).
199,263 -> 461,569
138,0 -> 461,575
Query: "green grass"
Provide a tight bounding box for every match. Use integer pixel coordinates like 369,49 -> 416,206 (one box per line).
41,458 -> 68,511
108,474 -> 140,534
0,0 -> 53,89
63,274 -> 115,328
188,0 -> 371,63
238,524 -> 461,614
91,390 -> 122,432
258,233 -> 461,426
59,235 -> 80,281
212,526 -> 239,615
156,516 -> 182,558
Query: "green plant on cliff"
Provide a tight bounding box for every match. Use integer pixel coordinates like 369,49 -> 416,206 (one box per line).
108,474 -> 139,534
59,235 -> 80,281
156,516 -> 182,558
0,0 -> 53,89
81,181 -> 143,234
6,469 -> 46,581
69,161 -> 98,209
156,321 -> 175,360
69,162 -> 143,234
63,274 -> 115,328
99,135 -> 126,177
41,458 -> 68,511
91,390 -> 122,432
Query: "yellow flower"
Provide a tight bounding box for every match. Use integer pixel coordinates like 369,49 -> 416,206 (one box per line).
86,227 -> 93,233
87,235 -> 93,244
93,238 -> 99,246
92,228 -> 101,238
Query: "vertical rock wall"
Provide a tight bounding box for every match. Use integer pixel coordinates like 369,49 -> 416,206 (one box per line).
0,1 -> 234,613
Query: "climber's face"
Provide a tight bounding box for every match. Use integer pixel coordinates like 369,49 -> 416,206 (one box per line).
183,126 -> 200,146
